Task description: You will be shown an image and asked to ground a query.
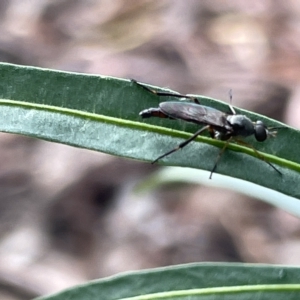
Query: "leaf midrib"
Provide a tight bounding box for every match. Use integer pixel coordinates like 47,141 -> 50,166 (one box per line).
1,98 -> 299,174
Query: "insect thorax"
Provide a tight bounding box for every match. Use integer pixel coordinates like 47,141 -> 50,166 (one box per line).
226,115 -> 255,137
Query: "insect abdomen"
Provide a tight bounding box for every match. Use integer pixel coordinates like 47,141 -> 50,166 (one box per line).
139,108 -> 171,119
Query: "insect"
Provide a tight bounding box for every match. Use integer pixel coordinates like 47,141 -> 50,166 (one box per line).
134,80 -> 281,179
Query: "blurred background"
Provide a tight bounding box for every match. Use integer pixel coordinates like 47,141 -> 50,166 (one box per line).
0,1 -> 300,299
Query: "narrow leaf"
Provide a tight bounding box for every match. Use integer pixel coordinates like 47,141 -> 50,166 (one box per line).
0,63 -> 299,198
35,263 -> 300,300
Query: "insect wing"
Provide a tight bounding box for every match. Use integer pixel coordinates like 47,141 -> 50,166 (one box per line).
159,102 -> 227,127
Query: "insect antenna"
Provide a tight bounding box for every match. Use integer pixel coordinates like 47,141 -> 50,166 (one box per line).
227,89 -> 236,115
266,125 -> 286,138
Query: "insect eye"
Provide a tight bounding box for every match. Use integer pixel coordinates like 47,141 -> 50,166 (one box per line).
255,120 -> 267,142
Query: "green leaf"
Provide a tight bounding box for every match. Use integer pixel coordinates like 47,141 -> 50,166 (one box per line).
0,63 -> 299,198
35,263 -> 300,300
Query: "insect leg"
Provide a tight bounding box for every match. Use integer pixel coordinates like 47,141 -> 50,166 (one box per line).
209,138 -> 231,179
132,79 -> 200,104
235,139 -> 282,175
152,125 -> 210,164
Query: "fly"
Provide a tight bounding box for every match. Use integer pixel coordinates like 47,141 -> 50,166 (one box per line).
134,80 -> 281,179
